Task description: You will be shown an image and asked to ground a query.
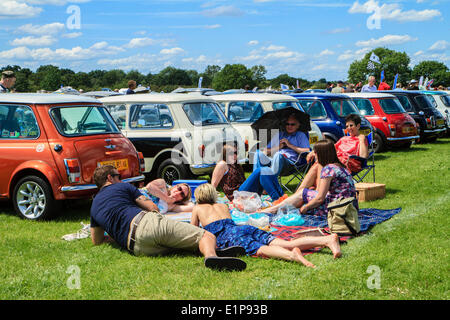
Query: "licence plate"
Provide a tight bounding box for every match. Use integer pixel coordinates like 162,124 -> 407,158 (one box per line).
402,127 -> 414,134
436,119 -> 444,126
98,158 -> 129,171
360,129 -> 370,136
309,135 -> 318,145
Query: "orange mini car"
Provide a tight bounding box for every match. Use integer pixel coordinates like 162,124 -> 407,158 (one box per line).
0,93 -> 145,220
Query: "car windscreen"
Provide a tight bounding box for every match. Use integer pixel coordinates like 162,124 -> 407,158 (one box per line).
379,98 -> 406,114
440,95 -> 450,107
396,95 -> 413,112
272,101 -> 305,112
182,102 -> 228,126
414,95 -> 434,110
330,99 -> 360,117
227,101 -> 263,123
425,95 -> 438,108
352,99 -> 375,116
298,100 -> 327,119
50,106 -> 120,136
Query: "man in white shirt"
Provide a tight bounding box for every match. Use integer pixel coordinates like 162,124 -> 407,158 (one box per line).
0,71 -> 16,93
361,76 -> 377,92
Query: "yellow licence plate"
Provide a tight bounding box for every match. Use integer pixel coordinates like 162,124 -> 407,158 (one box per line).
360,129 -> 370,136
437,119 -> 444,126
309,135 -> 319,145
402,127 -> 414,134
98,158 -> 129,171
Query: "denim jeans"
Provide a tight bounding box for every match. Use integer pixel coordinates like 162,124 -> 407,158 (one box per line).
239,167 -> 283,201
253,150 -> 289,176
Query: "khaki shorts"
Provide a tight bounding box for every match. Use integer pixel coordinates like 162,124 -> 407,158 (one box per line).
128,211 -> 205,256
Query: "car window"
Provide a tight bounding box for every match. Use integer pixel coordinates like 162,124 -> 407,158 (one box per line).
414,95 -> 434,110
379,98 -> 406,114
183,102 -> 228,126
353,99 -> 375,116
129,104 -> 173,129
425,95 -> 438,108
228,101 -> 263,123
330,99 -> 360,117
0,105 -> 39,139
440,95 -> 450,107
50,106 -> 120,136
105,104 -> 126,129
273,101 -> 303,111
396,95 -> 413,112
298,100 -> 327,119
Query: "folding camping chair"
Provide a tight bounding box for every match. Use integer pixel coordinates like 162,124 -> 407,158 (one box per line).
278,152 -> 311,193
348,131 -> 375,183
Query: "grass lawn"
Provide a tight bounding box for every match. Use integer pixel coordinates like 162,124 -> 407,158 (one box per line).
0,138 -> 449,300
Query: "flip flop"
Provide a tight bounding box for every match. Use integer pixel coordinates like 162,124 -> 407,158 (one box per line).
204,257 -> 247,272
216,246 -> 246,257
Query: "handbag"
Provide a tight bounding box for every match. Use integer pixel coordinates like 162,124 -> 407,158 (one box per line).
326,197 -> 361,236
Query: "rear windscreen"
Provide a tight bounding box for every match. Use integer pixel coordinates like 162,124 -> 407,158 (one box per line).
50,106 -> 120,136
414,95 -> 434,110
379,98 -> 406,114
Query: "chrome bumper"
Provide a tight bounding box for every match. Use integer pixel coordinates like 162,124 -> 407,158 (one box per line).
423,128 -> 446,133
61,175 -> 146,192
387,135 -> 420,141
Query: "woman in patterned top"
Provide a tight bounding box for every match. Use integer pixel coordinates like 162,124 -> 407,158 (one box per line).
262,139 -> 357,216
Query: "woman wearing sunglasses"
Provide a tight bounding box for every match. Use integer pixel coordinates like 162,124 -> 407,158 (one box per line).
142,179 -> 193,213
253,114 -> 311,177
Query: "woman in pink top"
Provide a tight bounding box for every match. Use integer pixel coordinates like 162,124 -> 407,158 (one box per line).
299,114 -> 368,189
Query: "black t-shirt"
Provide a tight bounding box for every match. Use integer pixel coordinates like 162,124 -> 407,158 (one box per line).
90,182 -> 143,249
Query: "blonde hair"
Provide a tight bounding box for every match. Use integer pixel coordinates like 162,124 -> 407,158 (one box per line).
194,183 -> 217,204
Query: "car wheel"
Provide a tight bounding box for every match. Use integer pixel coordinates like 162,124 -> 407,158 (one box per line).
157,159 -> 190,185
372,132 -> 384,153
12,175 -> 58,220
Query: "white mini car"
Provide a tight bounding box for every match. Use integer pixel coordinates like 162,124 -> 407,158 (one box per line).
422,91 -> 450,133
211,93 -> 323,162
100,93 -> 245,184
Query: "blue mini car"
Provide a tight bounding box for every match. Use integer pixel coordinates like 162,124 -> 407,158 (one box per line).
290,93 -> 373,143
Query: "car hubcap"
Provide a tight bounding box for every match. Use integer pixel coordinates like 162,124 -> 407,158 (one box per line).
162,166 -> 180,185
16,182 -> 46,219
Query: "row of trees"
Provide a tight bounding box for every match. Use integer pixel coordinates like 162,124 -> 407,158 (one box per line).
1,47 -> 449,93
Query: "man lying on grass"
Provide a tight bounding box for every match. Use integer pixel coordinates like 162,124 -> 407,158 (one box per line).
89,165 -> 247,272
191,183 -> 341,268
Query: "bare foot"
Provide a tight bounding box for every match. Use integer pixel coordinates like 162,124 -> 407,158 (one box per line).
261,206 -> 277,214
327,234 -> 342,259
292,248 -> 316,268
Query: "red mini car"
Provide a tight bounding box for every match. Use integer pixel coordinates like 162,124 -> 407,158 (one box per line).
345,92 -> 419,152
0,93 -> 145,220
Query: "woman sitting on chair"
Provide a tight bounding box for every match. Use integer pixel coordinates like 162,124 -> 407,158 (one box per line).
253,114 -> 311,176
211,144 -> 284,202
300,114 -> 369,189
262,139 -> 358,216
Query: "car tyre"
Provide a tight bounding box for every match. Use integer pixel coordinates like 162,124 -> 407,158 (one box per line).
157,159 -> 191,185
12,175 -> 59,221
373,132 -> 384,153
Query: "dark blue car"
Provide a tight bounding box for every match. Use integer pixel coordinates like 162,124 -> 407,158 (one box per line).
290,93 -> 373,143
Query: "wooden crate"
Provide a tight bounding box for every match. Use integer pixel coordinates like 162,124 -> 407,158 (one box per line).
355,183 -> 386,202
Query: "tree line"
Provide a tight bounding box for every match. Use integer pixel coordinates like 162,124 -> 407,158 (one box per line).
1,47 -> 449,93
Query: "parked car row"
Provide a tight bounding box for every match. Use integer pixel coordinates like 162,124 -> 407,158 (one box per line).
1,88 -> 447,221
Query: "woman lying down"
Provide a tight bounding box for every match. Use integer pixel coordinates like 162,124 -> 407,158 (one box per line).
190,183 -> 341,268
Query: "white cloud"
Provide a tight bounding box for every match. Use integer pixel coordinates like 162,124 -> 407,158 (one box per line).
349,0 -> 441,23
248,40 -> 259,46
319,49 -> 335,56
125,38 -> 158,49
201,5 -> 244,17
356,34 -> 418,47
0,1 -> 42,19
62,32 -> 82,39
10,35 -> 57,46
337,47 -> 371,61
428,40 -> 449,53
160,47 -> 185,55
16,22 -> 65,35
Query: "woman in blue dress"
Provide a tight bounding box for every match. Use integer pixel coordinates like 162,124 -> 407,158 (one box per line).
191,183 -> 342,268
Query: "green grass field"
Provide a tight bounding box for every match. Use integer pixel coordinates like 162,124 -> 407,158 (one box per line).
1,138 -> 449,300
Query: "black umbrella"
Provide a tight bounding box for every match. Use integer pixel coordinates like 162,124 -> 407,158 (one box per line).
251,107 -> 311,143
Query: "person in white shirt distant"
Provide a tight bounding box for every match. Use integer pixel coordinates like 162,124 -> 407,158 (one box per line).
361,76 -> 377,92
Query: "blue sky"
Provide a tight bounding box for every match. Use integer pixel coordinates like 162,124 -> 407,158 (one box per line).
0,0 -> 449,81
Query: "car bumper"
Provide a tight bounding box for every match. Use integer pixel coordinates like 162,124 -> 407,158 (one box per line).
61,175 -> 146,192
387,135 -> 420,141
423,128 -> 446,134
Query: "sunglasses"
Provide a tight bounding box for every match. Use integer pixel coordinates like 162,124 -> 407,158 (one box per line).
176,185 -> 187,198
